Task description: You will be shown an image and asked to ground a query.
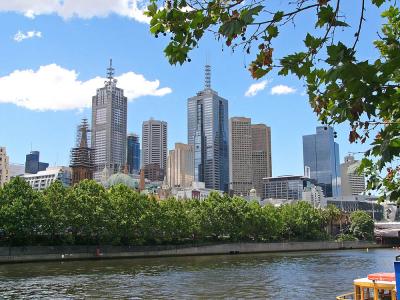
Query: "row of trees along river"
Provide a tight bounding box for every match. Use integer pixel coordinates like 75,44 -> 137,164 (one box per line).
0,177 -> 374,246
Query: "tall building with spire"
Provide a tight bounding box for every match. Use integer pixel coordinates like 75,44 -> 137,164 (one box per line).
187,65 -> 229,192
91,60 -> 128,181
70,119 -> 94,185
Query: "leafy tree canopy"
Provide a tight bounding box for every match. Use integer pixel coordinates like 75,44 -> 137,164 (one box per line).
350,210 -> 374,240
145,0 -> 400,202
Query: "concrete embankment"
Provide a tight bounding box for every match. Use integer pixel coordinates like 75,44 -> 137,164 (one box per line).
0,241 -> 386,264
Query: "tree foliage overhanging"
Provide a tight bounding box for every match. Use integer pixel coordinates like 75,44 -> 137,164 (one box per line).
0,178 -> 373,246
145,0 -> 400,202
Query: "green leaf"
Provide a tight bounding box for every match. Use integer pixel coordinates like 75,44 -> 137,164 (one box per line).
267,25 -> 279,39
372,0 -> 385,7
219,19 -> 243,37
241,5 -> 263,25
316,5 -> 334,28
273,11 -> 284,22
304,33 -> 324,49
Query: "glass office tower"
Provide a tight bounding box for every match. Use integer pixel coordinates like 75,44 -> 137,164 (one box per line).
303,126 -> 341,197
25,151 -> 49,174
187,65 -> 229,192
127,133 -> 140,173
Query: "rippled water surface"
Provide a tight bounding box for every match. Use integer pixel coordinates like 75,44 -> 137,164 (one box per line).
0,248 -> 397,299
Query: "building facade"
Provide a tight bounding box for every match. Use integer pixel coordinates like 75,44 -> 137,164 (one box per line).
302,185 -> 325,208
229,117 -> 253,196
25,151 -> 49,174
303,126 -> 341,197
127,133 -> 140,174
91,60 -> 127,181
142,119 -> 167,179
172,182 -> 223,201
341,154 -> 365,196
251,123 -> 272,198
263,175 -> 315,201
187,65 -> 229,192
70,119 -> 94,185
0,147 -> 9,187
8,163 -> 25,178
22,166 -> 71,190
166,143 -> 194,188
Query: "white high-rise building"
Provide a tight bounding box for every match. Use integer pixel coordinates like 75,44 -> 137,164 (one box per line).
0,147 -> 9,187
166,143 -> 194,188
142,119 -> 168,174
91,60 -> 127,181
341,154 -> 365,196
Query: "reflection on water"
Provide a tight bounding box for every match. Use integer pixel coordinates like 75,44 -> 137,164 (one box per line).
0,249 -> 397,299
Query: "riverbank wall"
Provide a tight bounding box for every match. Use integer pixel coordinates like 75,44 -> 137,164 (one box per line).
0,241 -> 386,264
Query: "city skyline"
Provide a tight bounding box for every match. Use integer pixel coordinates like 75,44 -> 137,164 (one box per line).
0,1 -> 380,177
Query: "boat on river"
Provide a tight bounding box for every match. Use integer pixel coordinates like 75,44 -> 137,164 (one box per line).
336,273 -> 396,299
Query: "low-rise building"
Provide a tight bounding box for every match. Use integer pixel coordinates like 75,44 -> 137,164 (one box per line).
171,182 -> 222,201
263,175 -> 316,202
22,166 -> 71,190
325,195 -> 383,220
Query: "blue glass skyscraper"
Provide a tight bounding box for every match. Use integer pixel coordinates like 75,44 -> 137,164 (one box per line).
127,133 -> 140,173
303,126 -> 341,197
25,151 -> 49,174
187,65 -> 229,192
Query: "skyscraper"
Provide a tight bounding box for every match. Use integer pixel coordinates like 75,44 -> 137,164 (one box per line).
251,123 -> 272,197
0,147 -> 9,187
70,119 -> 94,185
166,143 -> 194,188
229,118 -> 272,197
127,133 -> 140,174
187,65 -> 229,192
91,60 -> 127,181
229,117 -> 252,196
303,126 -> 341,197
142,119 -> 167,180
341,154 -> 365,196
25,151 -> 48,174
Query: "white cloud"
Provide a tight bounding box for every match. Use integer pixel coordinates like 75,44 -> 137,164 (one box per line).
270,85 -> 296,95
13,30 -> 42,42
0,0 -> 150,23
0,64 -> 172,111
245,80 -> 269,97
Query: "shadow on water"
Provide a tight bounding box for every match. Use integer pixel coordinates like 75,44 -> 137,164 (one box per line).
0,248 -> 397,299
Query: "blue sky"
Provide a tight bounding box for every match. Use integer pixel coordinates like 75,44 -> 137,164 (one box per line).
0,1 -> 386,176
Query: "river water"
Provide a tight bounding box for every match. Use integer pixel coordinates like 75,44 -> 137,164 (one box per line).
0,248 -> 397,299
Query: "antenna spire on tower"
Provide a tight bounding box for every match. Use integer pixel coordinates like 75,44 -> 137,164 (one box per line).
205,64 -> 211,89
107,58 -> 114,82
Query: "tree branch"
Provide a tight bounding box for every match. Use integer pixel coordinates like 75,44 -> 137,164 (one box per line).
352,0 -> 365,50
